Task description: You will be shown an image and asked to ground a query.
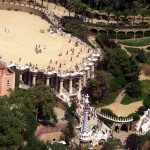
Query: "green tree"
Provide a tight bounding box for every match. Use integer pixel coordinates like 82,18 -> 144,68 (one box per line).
132,1 -> 142,26
63,121 -> 75,145
0,106 -> 24,150
25,136 -> 47,150
9,88 -> 33,110
28,81 -> 57,124
67,0 -> 82,16
136,49 -> 149,63
126,81 -> 142,98
114,11 -> 122,25
143,93 -> 150,110
102,138 -> 124,150
86,70 -> 110,104
123,8 -> 132,25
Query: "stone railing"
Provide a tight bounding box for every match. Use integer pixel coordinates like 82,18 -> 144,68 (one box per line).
96,110 -> 133,123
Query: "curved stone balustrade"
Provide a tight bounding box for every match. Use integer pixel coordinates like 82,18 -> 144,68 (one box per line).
96,110 -> 133,123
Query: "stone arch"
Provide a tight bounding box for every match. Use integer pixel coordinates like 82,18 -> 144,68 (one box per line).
98,139 -> 105,145
102,15 -> 107,20
117,31 -> 126,39
90,28 -> 98,34
115,126 -> 119,133
99,30 -> 107,36
126,31 -> 134,39
108,30 -> 116,39
121,124 -> 128,132
144,30 -> 150,37
135,31 -> 143,38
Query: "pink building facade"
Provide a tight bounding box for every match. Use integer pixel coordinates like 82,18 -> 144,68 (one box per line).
0,62 -> 15,96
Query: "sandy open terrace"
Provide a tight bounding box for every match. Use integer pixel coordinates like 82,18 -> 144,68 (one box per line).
0,10 -> 92,71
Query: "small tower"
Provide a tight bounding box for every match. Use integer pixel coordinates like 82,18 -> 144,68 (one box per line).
79,94 -> 92,150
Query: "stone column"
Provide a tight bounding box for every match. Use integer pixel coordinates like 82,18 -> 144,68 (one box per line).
20,74 -> 23,83
91,65 -> 95,78
32,73 -> 37,86
59,78 -> 64,94
83,73 -> 86,87
87,69 -> 90,79
28,71 -> 32,86
69,78 -> 73,93
78,77 -> 82,91
46,76 -> 50,86
55,77 -> 58,91
50,77 -> 53,88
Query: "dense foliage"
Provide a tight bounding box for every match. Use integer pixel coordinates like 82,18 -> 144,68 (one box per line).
0,81 -> 58,149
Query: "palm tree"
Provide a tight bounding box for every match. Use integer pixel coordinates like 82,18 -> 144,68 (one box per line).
112,0 -> 120,11
132,1 -> 141,26
114,11 -> 121,25
67,0 -> 82,17
123,9 -> 131,25
95,0 -> 105,12
105,7 -> 112,25
141,10 -> 148,23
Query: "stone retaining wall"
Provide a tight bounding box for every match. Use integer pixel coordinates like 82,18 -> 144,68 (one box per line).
0,3 -> 53,24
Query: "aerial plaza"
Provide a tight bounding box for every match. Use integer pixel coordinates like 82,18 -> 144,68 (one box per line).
0,9 -> 101,102
1,0 -> 150,149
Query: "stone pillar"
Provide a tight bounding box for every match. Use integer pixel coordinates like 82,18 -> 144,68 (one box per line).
20,74 -> 23,83
32,73 -> 37,86
28,71 -> 32,86
83,73 -> 86,87
59,78 -> 64,94
50,77 -> 53,88
55,77 -> 58,91
91,65 -> 95,78
69,78 -> 73,93
87,69 -> 90,79
46,76 -> 50,86
64,79 -> 67,89
78,77 -> 82,91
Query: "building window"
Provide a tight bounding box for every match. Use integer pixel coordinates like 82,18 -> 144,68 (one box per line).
7,80 -> 10,86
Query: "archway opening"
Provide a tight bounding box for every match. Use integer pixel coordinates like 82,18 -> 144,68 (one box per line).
99,30 -> 107,37
136,31 -> 143,38
144,31 -> 150,37
115,126 -> 119,133
90,29 -> 98,35
102,15 -> 107,20
117,32 -> 126,39
126,32 -> 134,39
121,124 -> 128,132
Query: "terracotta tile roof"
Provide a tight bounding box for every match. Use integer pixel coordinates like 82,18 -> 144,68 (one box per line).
0,62 -> 7,70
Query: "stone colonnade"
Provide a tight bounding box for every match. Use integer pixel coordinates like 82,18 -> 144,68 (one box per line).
19,63 -> 96,95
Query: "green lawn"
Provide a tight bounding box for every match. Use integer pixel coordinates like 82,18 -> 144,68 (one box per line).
118,38 -> 150,46
125,47 -> 140,55
121,80 -> 150,105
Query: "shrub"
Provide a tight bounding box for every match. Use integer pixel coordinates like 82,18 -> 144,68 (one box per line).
125,47 -> 140,55
136,49 -> 149,63
126,81 -> 142,98
128,113 -> 140,121
146,46 -> 150,50
112,77 -> 128,88
101,108 -> 117,117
